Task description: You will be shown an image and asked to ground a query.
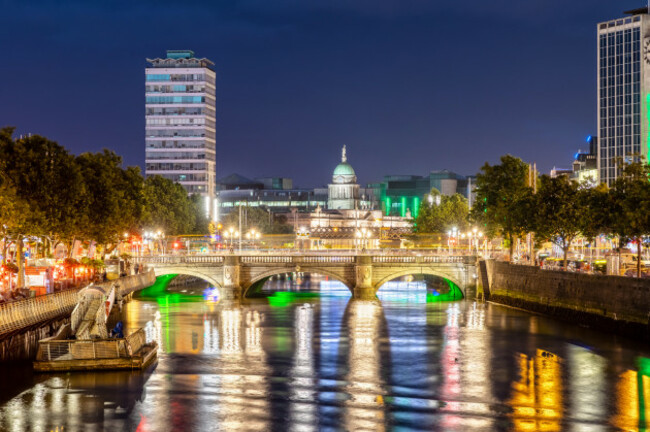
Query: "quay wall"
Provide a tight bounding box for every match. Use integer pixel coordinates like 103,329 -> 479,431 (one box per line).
481,260 -> 650,336
0,271 -> 155,362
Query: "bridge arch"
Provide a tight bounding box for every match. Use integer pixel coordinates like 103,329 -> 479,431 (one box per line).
150,267 -> 222,289
243,267 -> 354,297
374,269 -> 463,293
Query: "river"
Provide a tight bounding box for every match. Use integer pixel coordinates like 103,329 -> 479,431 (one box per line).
0,274 -> 649,431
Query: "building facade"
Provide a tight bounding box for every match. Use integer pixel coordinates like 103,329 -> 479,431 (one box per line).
328,146 -> 363,210
597,8 -> 650,185
370,170 -> 475,218
145,50 -> 217,201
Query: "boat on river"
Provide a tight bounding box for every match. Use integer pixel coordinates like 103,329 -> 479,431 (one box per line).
33,325 -> 157,372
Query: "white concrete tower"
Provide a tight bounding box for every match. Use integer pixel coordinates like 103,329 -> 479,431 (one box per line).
145,50 -> 217,204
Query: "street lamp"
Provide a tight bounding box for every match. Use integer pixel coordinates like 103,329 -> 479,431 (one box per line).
226,227 -> 238,251
246,229 -> 261,251
448,227 -> 459,255
356,228 -> 372,251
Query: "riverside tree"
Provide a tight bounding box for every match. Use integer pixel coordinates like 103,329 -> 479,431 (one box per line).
415,189 -> 469,233
533,175 -> 587,269
0,127 -> 211,286
470,155 -> 534,261
609,161 -> 650,278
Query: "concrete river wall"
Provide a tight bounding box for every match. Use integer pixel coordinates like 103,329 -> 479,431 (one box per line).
0,271 -> 155,362
479,260 -> 650,337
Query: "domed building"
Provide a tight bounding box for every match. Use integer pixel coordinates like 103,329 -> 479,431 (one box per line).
328,146 -> 361,210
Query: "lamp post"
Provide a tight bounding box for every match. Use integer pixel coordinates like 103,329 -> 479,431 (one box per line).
448,227 -> 458,255
246,229 -> 261,251
356,228 -> 372,251
466,228 -> 482,256
226,227 -> 239,251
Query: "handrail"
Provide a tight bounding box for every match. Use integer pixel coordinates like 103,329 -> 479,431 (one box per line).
0,271 -> 156,338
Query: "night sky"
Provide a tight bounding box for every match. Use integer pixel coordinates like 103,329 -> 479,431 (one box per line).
0,0 -> 637,187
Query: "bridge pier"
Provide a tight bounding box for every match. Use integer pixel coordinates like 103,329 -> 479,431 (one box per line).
222,256 -> 242,300
353,256 -> 377,299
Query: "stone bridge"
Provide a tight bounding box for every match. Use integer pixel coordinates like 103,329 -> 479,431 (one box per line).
133,254 -> 478,299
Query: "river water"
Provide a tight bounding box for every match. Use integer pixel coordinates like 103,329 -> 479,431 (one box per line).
0,275 -> 649,431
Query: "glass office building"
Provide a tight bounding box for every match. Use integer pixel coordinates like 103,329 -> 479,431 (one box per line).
597,8 -> 650,185
145,50 -> 217,199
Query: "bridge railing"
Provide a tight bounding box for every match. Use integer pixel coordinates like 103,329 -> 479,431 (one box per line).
297,256 -> 356,264
134,254 -> 475,266
241,256 -> 292,264
132,255 -> 225,265
373,255 -> 476,264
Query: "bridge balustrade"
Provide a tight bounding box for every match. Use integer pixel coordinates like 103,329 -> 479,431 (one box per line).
241,256 -> 293,263
297,256 -> 355,264
133,255 -> 224,265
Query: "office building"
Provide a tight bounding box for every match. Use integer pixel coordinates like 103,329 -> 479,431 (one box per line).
145,50 -> 217,202
597,8 -> 649,185
370,170 -> 475,218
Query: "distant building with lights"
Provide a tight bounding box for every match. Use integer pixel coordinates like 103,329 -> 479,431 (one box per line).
573,136 -> 599,184
597,8 -> 650,185
551,135 -> 599,184
368,170 -> 475,218
145,50 -> 217,211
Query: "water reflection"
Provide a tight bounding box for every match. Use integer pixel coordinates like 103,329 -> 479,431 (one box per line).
0,369 -> 153,432
289,304 -> 316,432
2,276 -> 650,431
510,349 -> 563,431
343,299 -> 386,431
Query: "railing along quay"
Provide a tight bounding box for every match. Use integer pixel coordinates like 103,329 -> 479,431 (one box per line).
0,290 -> 80,336
0,271 -> 156,338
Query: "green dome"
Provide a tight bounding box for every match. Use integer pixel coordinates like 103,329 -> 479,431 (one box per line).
333,162 -> 356,176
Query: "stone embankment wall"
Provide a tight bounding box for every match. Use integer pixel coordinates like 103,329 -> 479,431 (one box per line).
479,260 -> 650,336
0,271 -> 155,362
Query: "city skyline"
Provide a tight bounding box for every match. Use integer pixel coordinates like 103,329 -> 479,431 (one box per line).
0,1 -> 640,187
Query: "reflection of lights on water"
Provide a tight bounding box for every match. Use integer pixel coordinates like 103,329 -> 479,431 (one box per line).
203,318 -> 220,354
203,286 -> 220,303
221,308 -> 242,354
567,345 -> 604,427
446,303 -> 460,328
344,301 -> 385,431
290,304 -> 316,431
440,303 -> 461,427
509,349 -> 563,431
153,310 -> 163,352
245,310 -> 263,355
466,302 -> 485,330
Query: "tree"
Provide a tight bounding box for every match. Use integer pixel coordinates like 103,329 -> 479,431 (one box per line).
415,189 -> 469,233
0,129 -> 85,283
577,182 -> 611,250
188,194 -> 210,234
142,175 -> 196,235
609,161 -> 650,278
533,175 -> 587,269
76,150 -> 144,245
470,155 -> 534,261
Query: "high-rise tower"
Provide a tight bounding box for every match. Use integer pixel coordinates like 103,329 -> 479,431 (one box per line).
597,8 -> 650,185
145,50 -> 217,202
